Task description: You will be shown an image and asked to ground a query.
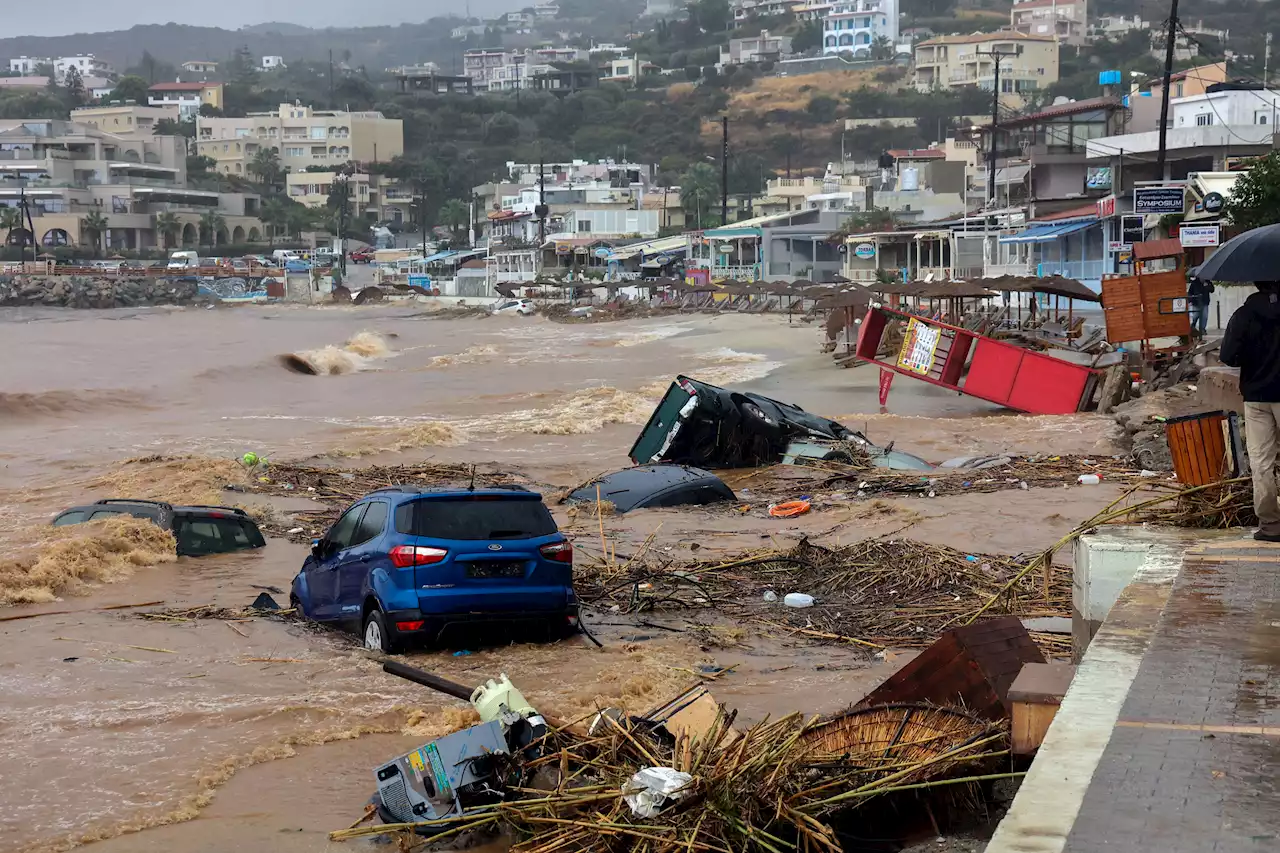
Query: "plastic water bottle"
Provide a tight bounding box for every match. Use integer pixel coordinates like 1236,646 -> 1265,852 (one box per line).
1077,474 -> 1102,485
783,593 -> 814,608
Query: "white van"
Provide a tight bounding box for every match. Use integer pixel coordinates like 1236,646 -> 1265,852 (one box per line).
271,249 -> 300,263
167,250 -> 199,270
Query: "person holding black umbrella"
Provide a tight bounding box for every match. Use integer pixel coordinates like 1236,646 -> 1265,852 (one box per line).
1221,281 -> 1280,541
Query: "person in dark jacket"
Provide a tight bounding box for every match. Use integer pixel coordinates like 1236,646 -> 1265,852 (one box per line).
1221,281 -> 1280,541
1188,275 -> 1214,337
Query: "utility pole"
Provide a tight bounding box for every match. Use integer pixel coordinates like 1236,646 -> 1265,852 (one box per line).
720,116 -> 729,226
978,48 -> 1020,206
1156,0 -> 1180,179
536,151 -> 547,244
328,49 -> 335,108
1265,33 -> 1272,87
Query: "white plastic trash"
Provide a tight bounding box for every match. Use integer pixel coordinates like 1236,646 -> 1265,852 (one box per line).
783,593 -> 814,608
623,767 -> 694,818
763,591 -> 778,602
1077,474 -> 1102,485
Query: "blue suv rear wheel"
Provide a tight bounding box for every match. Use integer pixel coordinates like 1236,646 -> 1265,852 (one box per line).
362,608 -> 400,654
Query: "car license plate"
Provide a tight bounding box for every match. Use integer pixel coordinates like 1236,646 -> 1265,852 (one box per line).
465,561 -> 524,579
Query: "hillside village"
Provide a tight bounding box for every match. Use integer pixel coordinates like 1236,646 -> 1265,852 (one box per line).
0,0 -> 1274,312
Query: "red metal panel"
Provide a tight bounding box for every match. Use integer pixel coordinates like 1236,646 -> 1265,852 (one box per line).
961,338 -> 1024,404
1008,352 -> 1091,414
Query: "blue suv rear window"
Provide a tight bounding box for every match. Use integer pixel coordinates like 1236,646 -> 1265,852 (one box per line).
394,498 -> 557,540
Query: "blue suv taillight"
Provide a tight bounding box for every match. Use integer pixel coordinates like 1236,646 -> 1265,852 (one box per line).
389,545 -> 448,568
539,540 -> 573,563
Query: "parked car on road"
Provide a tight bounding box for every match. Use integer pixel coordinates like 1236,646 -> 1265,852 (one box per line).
290,486 -> 578,652
51,499 -> 266,557
351,247 -> 376,263
491,298 -> 536,316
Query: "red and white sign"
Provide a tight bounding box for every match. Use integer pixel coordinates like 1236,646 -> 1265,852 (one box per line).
878,368 -> 895,406
1096,195 -> 1117,219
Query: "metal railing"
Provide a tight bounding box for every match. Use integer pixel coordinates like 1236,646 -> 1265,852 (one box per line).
984,262 -> 1036,277
1038,259 -> 1105,281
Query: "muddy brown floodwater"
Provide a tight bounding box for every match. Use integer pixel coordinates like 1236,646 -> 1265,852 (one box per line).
0,304 -> 1128,853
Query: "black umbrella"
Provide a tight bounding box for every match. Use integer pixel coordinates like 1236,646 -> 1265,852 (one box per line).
1195,223 -> 1280,283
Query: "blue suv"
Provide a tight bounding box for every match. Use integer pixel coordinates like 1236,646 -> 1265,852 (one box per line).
290,486 -> 578,652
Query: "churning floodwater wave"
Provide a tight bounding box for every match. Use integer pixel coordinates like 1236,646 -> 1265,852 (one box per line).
278,331 -> 393,375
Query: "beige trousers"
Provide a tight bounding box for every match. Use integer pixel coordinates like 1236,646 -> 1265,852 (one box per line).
1244,402 -> 1280,534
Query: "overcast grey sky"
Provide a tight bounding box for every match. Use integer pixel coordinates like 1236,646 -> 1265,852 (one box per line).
14,0 -> 518,37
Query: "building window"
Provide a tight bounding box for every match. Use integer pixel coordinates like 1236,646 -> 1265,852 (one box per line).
1195,113 -> 1213,126
310,126 -> 326,139
577,220 -> 591,232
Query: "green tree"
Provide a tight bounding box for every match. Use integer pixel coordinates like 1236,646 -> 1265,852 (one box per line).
63,67 -> 86,103
436,198 -> 469,235
187,154 -> 218,180
806,94 -> 839,123
81,210 -> 109,257
247,147 -> 285,192
284,204 -> 313,240
792,21 -> 823,54
108,75 -> 150,103
679,162 -> 719,228
1224,151 -> 1280,232
154,212 -> 181,249
869,36 -> 895,61
198,210 -> 227,249
260,198 -> 289,246
0,206 -> 22,245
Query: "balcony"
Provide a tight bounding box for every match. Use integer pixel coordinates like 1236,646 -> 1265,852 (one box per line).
1038,259 -> 1105,282
984,261 -> 1036,277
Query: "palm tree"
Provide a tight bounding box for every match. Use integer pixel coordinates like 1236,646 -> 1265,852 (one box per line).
284,205 -> 312,241
198,210 -> 226,249
679,163 -> 719,229
154,211 -> 181,250
81,211 -> 109,258
0,206 -> 21,247
437,199 -> 469,238
260,198 -> 288,247
247,148 -> 285,193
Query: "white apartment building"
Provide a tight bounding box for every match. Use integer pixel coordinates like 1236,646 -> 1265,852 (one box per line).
262,56 -> 286,70
822,0 -> 898,56
196,103 -> 404,176
1086,86 -> 1280,165
913,31 -> 1059,107
1010,0 -> 1088,46
8,54 -> 114,82
462,48 -> 587,91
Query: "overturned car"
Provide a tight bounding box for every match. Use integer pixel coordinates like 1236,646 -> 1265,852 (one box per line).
629,376 -> 931,471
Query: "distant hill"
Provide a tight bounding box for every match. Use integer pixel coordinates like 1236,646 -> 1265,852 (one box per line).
239,22 -> 315,36
0,21 -> 473,72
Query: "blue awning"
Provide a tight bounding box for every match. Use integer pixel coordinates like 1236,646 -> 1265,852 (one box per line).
999,219 -> 1097,244
421,250 -> 458,263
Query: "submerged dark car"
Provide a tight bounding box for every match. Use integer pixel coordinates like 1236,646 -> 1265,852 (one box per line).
564,464 -> 735,513
629,376 -> 933,471
51,499 -> 266,557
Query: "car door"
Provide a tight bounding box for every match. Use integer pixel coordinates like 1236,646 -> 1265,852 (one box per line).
308,503 -> 366,619
334,500 -> 389,618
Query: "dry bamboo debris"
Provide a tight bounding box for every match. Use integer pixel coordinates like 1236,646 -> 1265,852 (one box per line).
577,539 -> 1069,648
330,703 -> 1013,853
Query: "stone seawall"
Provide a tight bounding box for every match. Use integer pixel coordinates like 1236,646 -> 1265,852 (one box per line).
0,276 -> 205,309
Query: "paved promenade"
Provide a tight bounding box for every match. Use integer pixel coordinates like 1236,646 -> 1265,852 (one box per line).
988,537 -> 1280,853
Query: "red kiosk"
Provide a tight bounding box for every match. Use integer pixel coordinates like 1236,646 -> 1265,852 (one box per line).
855,306 -> 1101,415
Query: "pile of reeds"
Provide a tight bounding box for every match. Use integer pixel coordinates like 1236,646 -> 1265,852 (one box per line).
329,702 -> 1012,852
577,539 -> 1068,650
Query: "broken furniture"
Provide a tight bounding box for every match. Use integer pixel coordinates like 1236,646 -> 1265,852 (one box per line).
1007,662 -> 1076,756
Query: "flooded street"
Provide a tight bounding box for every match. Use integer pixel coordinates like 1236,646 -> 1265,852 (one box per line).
0,304 -> 1126,852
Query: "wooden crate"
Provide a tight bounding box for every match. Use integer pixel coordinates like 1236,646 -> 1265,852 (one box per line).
856,616 -> 1045,721
1008,662 -> 1076,755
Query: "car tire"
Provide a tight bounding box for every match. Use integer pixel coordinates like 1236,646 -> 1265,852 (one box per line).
362,608 -> 400,654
